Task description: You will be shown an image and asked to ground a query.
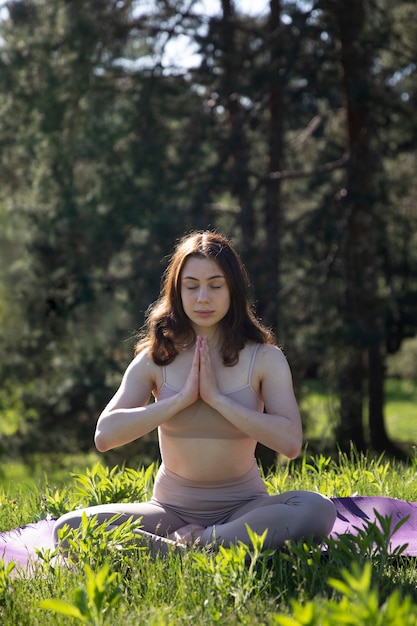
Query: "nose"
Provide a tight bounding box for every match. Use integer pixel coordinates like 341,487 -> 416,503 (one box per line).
197,286 -> 209,302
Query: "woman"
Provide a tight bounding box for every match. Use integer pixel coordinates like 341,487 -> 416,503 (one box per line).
53,231 -> 336,552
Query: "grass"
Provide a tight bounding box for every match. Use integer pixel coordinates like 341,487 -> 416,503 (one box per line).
2,453 -> 417,625
0,451 -> 103,498
1,379 -> 417,624
300,377 -> 417,447
384,379 -> 417,443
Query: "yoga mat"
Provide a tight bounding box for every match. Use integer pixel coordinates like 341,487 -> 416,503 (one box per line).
0,518 -> 56,570
330,496 -> 417,555
2,497 -> 417,570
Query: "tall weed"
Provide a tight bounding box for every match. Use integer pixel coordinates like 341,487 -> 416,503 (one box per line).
1,452 -> 417,624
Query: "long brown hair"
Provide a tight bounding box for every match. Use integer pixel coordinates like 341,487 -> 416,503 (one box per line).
135,231 -> 274,365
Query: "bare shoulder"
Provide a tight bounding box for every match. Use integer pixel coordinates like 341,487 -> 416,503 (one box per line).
256,343 -> 290,366
108,347 -> 160,409
124,347 -> 160,388
130,346 -> 154,367
255,344 -> 293,382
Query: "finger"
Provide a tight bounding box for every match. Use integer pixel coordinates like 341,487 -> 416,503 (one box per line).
198,339 -> 208,370
193,337 -> 201,366
199,336 -> 209,358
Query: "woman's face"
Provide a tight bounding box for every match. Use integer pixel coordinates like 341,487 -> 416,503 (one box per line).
180,256 -> 231,335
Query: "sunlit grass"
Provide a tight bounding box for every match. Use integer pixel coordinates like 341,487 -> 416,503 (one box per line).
0,451 -> 102,496
1,380 -> 416,623
384,379 -> 417,443
300,377 -> 417,446
2,454 -> 417,624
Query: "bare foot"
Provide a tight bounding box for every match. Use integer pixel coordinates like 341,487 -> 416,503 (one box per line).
168,524 -> 206,546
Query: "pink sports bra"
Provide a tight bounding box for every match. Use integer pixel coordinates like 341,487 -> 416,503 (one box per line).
157,343 -> 263,439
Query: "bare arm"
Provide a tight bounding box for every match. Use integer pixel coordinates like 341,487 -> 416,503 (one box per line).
94,347 -> 200,452
199,340 -> 302,459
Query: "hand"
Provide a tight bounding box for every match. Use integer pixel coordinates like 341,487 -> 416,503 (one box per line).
198,336 -> 221,405
178,337 -> 201,407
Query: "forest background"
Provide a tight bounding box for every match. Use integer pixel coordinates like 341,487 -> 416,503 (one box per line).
0,0 -> 416,472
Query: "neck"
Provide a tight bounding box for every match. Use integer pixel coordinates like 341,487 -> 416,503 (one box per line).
194,327 -> 222,349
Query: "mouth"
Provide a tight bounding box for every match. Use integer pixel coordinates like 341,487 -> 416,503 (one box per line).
195,310 -> 214,317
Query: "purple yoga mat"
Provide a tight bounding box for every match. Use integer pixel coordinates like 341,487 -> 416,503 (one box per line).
0,518 -> 56,569
1,497 -> 417,569
329,496 -> 417,555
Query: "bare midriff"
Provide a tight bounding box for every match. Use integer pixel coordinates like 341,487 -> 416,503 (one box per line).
158,433 -> 257,482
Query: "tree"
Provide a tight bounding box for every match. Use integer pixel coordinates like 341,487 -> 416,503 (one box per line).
1,0 -> 416,460
0,0 -> 211,452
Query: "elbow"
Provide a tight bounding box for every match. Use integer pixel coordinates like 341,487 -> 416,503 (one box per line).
286,445 -> 302,460
94,430 -> 110,453
285,438 -> 303,460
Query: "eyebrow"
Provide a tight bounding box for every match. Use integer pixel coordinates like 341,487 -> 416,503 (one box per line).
182,274 -> 225,281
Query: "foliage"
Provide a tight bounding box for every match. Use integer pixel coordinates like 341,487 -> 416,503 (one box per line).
2,454 -> 417,624
273,561 -> 417,626
42,462 -> 155,518
191,526 -> 274,612
387,336 -> 417,380
69,463 -> 155,507
0,560 -> 15,607
40,562 -> 124,625
299,376 -> 417,450
54,512 -> 145,570
0,0 -> 416,457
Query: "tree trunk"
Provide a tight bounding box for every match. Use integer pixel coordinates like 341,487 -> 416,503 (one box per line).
218,0 -> 276,468
219,0 -> 255,251
253,0 -> 287,469
335,0 -> 379,451
262,0 -> 284,336
338,349 -> 366,452
368,342 -> 400,454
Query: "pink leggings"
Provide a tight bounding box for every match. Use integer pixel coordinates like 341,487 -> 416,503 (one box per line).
53,463 -> 336,551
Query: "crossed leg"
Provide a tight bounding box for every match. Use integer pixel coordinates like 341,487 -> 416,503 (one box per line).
195,491 -> 337,549
53,491 -> 336,554
53,501 -> 190,555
